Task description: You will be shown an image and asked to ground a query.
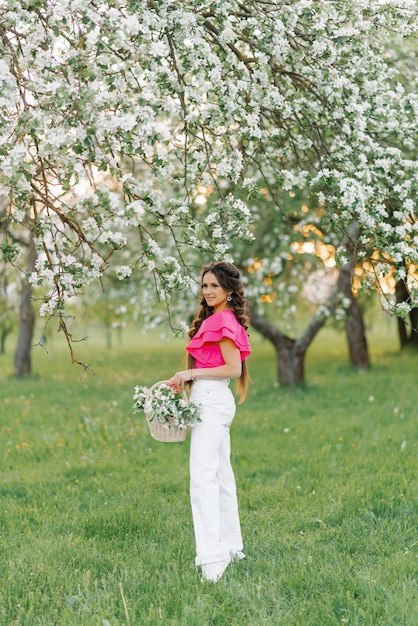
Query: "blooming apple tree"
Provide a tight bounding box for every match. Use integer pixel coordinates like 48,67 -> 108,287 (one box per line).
1,0 -> 417,362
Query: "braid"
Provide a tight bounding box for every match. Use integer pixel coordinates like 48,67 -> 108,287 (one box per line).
187,299 -> 213,339
229,286 -> 250,331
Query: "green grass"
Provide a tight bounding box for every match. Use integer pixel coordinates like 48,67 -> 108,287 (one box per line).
0,320 -> 417,625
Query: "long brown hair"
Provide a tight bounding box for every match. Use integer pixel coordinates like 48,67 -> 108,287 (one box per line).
187,261 -> 250,403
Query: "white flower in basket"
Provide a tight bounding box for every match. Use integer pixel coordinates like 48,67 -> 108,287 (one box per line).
133,380 -> 201,442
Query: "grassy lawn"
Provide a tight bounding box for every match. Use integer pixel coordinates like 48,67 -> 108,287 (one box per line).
0,318 -> 416,625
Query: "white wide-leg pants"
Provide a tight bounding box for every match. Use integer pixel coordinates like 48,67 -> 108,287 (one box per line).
189,379 -> 244,567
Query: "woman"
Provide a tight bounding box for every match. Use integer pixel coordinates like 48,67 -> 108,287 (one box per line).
170,261 -> 251,583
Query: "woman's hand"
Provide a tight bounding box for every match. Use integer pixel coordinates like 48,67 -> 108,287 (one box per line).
169,370 -> 193,390
169,339 -> 241,389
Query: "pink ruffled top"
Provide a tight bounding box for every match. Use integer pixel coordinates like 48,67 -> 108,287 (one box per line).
186,309 -> 251,369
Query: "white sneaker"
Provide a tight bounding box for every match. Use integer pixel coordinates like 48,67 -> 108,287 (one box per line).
201,558 -> 231,583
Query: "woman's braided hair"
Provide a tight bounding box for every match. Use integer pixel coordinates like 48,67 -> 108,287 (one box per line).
187,261 -> 250,402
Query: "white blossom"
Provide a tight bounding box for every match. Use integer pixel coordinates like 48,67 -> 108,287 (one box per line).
98,231 -> 127,248
116,266 -> 132,280
0,0 -> 416,328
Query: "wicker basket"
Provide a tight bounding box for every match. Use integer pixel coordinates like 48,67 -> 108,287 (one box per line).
144,380 -> 188,443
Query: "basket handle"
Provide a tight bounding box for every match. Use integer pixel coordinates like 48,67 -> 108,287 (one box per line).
145,380 -> 189,405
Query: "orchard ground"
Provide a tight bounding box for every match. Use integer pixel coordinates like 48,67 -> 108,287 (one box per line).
0,312 -> 416,626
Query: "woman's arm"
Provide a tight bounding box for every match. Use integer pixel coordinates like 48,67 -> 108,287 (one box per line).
170,338 -> 241,389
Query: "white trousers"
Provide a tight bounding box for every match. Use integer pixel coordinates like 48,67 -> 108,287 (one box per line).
189,379 -> 244,566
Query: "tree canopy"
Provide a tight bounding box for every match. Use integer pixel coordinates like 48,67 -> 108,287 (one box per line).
1,0 -> 417,333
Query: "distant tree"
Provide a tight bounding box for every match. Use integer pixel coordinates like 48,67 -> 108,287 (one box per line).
242,235 -> 368,385
0,268 -> 17,354
79,275 -> 134,349
217,186 -> 372,384
14,228 -> 36,376
1,205 -> 37,374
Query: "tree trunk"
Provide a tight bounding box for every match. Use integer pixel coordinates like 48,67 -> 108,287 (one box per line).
341,221 -> 370,369
1,329 -> 12,354
14,232 -> 36,377
249,277 -> 341,386
396,278 -> 409,348
338,258 -> 370,369
410,307 -> 418,348
345,295 -> 370,369
396,278 -> 418,349
248,311 -> 307,385
276,336 -> 306,386
106,325 -> 112,350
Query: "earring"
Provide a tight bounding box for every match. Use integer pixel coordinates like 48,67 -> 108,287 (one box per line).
227,295 -> 232,302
